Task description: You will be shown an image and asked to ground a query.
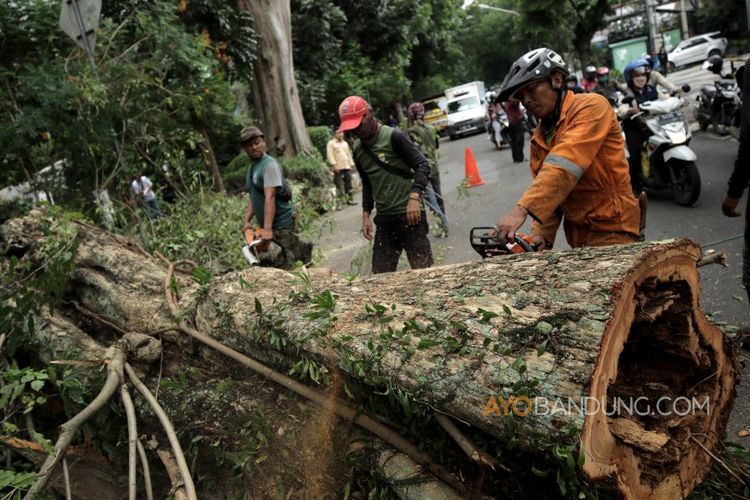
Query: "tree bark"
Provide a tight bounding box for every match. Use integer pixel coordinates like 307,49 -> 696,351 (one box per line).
1,212 -> 738,499
238,0 -> 313,158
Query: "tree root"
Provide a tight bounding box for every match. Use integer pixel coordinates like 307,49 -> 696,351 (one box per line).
121,385 -> 138,500
23,329 -> 189,499
62,458 -> 71,500
435,413 -> 507,472
155,448 -> 189,500
124,363 -> 196,500
24,340 -> 128,499
136,438 -> 154,500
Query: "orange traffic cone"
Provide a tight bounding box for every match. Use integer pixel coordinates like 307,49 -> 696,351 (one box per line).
464,147 -> 484,187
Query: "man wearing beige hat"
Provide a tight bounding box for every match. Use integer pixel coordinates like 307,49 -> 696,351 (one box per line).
239,126 -> 312,269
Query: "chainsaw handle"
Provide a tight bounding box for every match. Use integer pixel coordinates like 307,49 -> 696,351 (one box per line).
514,235 -> 536,252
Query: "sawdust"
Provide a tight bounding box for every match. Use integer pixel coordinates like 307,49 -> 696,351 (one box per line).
298,371 -> 343,498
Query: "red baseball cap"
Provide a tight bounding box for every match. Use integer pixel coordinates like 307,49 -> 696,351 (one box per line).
338,96 -> 370,132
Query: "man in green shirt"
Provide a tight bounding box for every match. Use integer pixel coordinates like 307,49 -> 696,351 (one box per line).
337,96 -> 433,273
407,101 -> 448,237
240,126 -> 312,269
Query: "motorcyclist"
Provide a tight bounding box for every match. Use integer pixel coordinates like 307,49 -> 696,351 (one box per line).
581,65 -> 598,92
593,66 -> 620,105
566,74 -> 584,94
647,57 -> 681,94
617,59 -> 665,194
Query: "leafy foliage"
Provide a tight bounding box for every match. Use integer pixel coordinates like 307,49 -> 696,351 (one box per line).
142,192 -> 249,273
0,1 -> 243,215
307,126 -> 333,159
0,208 -> 81,356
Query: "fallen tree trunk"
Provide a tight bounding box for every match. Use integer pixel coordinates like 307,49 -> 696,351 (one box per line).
1,212 -> 738,498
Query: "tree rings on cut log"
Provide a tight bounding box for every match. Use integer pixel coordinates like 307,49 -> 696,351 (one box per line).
581,240 -> 736,498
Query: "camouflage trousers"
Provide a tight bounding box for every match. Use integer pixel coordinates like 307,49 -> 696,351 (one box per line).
273,229 -> 314,270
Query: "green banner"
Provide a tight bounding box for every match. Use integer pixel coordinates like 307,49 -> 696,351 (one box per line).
609,36 -> 648,73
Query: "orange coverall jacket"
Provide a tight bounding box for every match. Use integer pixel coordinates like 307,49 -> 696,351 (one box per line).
517,91 -> 641,248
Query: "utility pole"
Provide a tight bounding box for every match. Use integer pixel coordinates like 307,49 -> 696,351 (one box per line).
680,0 -> 689,38
645,0 -> 658,53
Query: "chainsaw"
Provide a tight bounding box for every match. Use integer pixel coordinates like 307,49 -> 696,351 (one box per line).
470,226 -> 540,258
241,228 -> 284,266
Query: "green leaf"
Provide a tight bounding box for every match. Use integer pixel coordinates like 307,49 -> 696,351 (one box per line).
254,298 -> 263,315
536,340 -> 548,356
450,320 -> 467,332
31,430 -> 54,454
192,266 -> 213,286
30,380 -> 44,392
536,321 -> 553,334
477,308 -> 499,324
531,466 -> 550,477
417,338 -> 442,349
0,469 -> 38,489
502,304 -> 512,317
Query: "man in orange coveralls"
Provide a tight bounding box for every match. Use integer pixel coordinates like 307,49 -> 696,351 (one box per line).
494,48 -> 641,249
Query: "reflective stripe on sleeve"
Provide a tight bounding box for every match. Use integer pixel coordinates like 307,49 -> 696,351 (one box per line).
545,153 -> 584,180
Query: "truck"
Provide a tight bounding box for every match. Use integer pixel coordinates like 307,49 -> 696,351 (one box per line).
444,81 -> 487,140
421,93 -> 450,137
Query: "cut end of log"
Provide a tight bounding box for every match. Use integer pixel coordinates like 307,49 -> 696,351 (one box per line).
582,240 -> 737,499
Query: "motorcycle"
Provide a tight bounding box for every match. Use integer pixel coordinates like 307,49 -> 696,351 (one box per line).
486,109 -> 511,150
695,59 -> 739,136
622,86 -> 701,207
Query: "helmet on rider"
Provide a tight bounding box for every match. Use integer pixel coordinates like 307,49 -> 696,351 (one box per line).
623,58 -> 651,87
705,54 -> 723,75
408,102 -> 425,122
497,48 -> 569,102
584,65 -> 597,81
596,66 -> 610,84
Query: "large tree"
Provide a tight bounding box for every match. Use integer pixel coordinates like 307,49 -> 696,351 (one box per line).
515,0 -> 612,68
238,0 -> 313,157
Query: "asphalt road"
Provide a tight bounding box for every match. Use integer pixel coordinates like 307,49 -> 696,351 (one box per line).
314,125 -> 749,440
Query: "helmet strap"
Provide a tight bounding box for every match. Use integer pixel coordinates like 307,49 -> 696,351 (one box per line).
541,86 -> 566,134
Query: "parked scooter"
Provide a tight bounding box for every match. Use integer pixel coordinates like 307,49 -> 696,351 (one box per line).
622,85 -> 701,206
695,55 -> 739,136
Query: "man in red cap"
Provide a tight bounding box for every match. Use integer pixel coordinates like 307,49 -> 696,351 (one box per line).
338,95 -> 434,273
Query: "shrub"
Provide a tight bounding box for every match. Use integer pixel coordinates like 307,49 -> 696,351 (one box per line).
143,191 -> 248,273
307,126 -> 332,159
224,152 -> 250,193
279,152 -> 328,186
0,198 -> 32,225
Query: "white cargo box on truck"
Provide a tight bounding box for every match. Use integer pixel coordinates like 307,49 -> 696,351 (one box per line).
444,81 -> 487,140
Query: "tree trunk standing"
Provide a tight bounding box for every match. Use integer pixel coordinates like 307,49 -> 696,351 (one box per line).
570,0 -> 611,67
239,0 -> 313,158
192,118 -> 226,194
1,212 -> 738,499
